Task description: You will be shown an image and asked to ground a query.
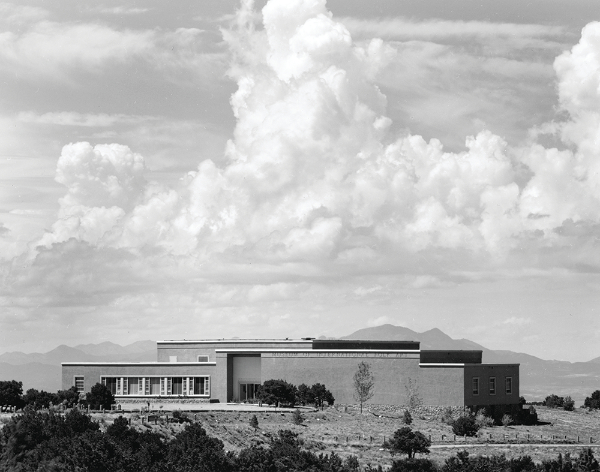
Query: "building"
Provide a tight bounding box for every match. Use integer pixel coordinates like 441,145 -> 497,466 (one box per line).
62,338 -> 519,407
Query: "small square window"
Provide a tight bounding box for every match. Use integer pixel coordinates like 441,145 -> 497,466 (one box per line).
472,377 -> 479,395
489,377 -> 496,395
74,376 -> 84,393
197,355 -> 209,362
505,377 -> 512,395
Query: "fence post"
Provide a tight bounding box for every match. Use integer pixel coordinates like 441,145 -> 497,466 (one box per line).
453,435 -> 456,442
577,436 -> 580,443
590,437 -> 593,444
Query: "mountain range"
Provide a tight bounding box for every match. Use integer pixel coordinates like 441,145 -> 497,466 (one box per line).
1,327 -> 598,402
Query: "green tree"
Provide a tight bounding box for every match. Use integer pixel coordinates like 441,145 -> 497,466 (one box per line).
353,361 -> 375,413
296,383 -> 314,406
257,380 -> 297,407
403,410 -> 413,425
563,396 -> 575,411
22,388 -> 55,410
384,427 -> 431,458
55,386 -> 80,408
545,394 -> 565,408
0,380 -> 23,410
84,382 -> 115,410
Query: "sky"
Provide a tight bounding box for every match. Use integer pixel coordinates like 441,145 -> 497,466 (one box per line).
1,0 -> 600,362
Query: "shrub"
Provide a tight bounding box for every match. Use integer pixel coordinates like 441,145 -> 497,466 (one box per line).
451,416 -> 479,437
172,410 -> 191,424
384,427 -> 431,458
249,414 -> 259,429
441,407 -> 454,425
474,411 -> 494,429
403,410 -> 413,425
390,457 -> 438,472
292,409 -> 304,425
563,396 -> 575,411
501,414 -> 513,426
83,383 -> 115,410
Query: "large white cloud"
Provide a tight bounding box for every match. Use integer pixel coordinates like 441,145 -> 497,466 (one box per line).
32,6 -> 600,272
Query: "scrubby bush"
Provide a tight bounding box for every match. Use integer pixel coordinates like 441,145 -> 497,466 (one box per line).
249,414 -> 259,429
451,416 -> 479,437
403,410 -> 413,425
501,414 -> 513,426
563,396 -> 575,411
172,409 -> 191,423
474,410 -> 494,429
391,458 -> 438,472
292,409 -> 304,425
441,407 -> 454,425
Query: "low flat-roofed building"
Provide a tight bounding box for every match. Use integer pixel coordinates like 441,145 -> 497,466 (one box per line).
62,338 -> 519,407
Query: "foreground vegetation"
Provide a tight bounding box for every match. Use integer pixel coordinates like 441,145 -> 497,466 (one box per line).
2,409 -> 600,471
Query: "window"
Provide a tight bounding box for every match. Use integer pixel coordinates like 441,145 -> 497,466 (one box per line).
100,376 -> 209,396
505,377 -> 513,395
472,377 -> 479,395
489,377 -> 496,395
239,383 -> 261,401
197,355 -> 209,362
169,356 -> 177,363
75,376 -> 84,393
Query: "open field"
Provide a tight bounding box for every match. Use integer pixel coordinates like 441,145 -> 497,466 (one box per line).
2,405 -> 600,469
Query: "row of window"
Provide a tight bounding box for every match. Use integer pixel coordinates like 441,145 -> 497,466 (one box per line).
472,376 -> 512,396
166,355 -> 210,362
84,376 -> 212,396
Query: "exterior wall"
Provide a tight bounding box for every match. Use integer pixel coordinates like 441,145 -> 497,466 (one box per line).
232,355 -> 261,401
261,352 -> 421,405
62,363 -> 215,396
464,364 -> 519,406
157,340 -> 311,362
420,351 -> 482,364
419,366 -> 465,406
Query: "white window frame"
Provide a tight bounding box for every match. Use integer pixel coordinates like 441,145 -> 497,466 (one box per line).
489,377 -> 496,395
101,375 -> 210,397
74,376 -> 84,393
472,377 -> 479,396
505,376 -> 512,395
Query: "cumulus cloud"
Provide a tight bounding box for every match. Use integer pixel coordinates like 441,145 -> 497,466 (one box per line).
32,6 -> 600,272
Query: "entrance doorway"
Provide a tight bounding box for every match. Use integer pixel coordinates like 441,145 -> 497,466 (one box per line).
239,382 -> 261,401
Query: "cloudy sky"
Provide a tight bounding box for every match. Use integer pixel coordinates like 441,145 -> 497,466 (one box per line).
1,0 -> 599,362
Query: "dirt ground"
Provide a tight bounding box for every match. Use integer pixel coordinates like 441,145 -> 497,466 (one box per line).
3,405 -> 600,469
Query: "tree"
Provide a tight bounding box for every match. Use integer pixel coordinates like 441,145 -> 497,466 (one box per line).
56,386 -> 80,408
545,394 -> 565,409
257,379 -> 297,407
384,427 -> 431,458
22,388 -> 55,410
84,382 -> 115,410
292,408 -> 304,425
0,380 -> 23,410
584,390 -> 600,409
296,383 -> 314,406
403,410 -> 413,425
311,383 -> 334,410
405,378 -> 423,412
353,361 -> 375,413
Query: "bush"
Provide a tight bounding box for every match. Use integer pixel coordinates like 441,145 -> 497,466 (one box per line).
451,416 -> 479,437
249,414 -> 259,428
172,410 -> 191,423
474,411 -> 494,429
441,407 -> 454,425
501,414 -> 513,426
83,383 -> 115,410
390,458 -> 438,472
403,410 -> 413,425
563,396 -> 575,411
292,409 -> 304,425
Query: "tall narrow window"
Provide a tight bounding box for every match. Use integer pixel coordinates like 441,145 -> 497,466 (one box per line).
74,376 -> 84,393
505,377 -> 513,395
489,377 -> 496,395
472,377 -> 479,395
